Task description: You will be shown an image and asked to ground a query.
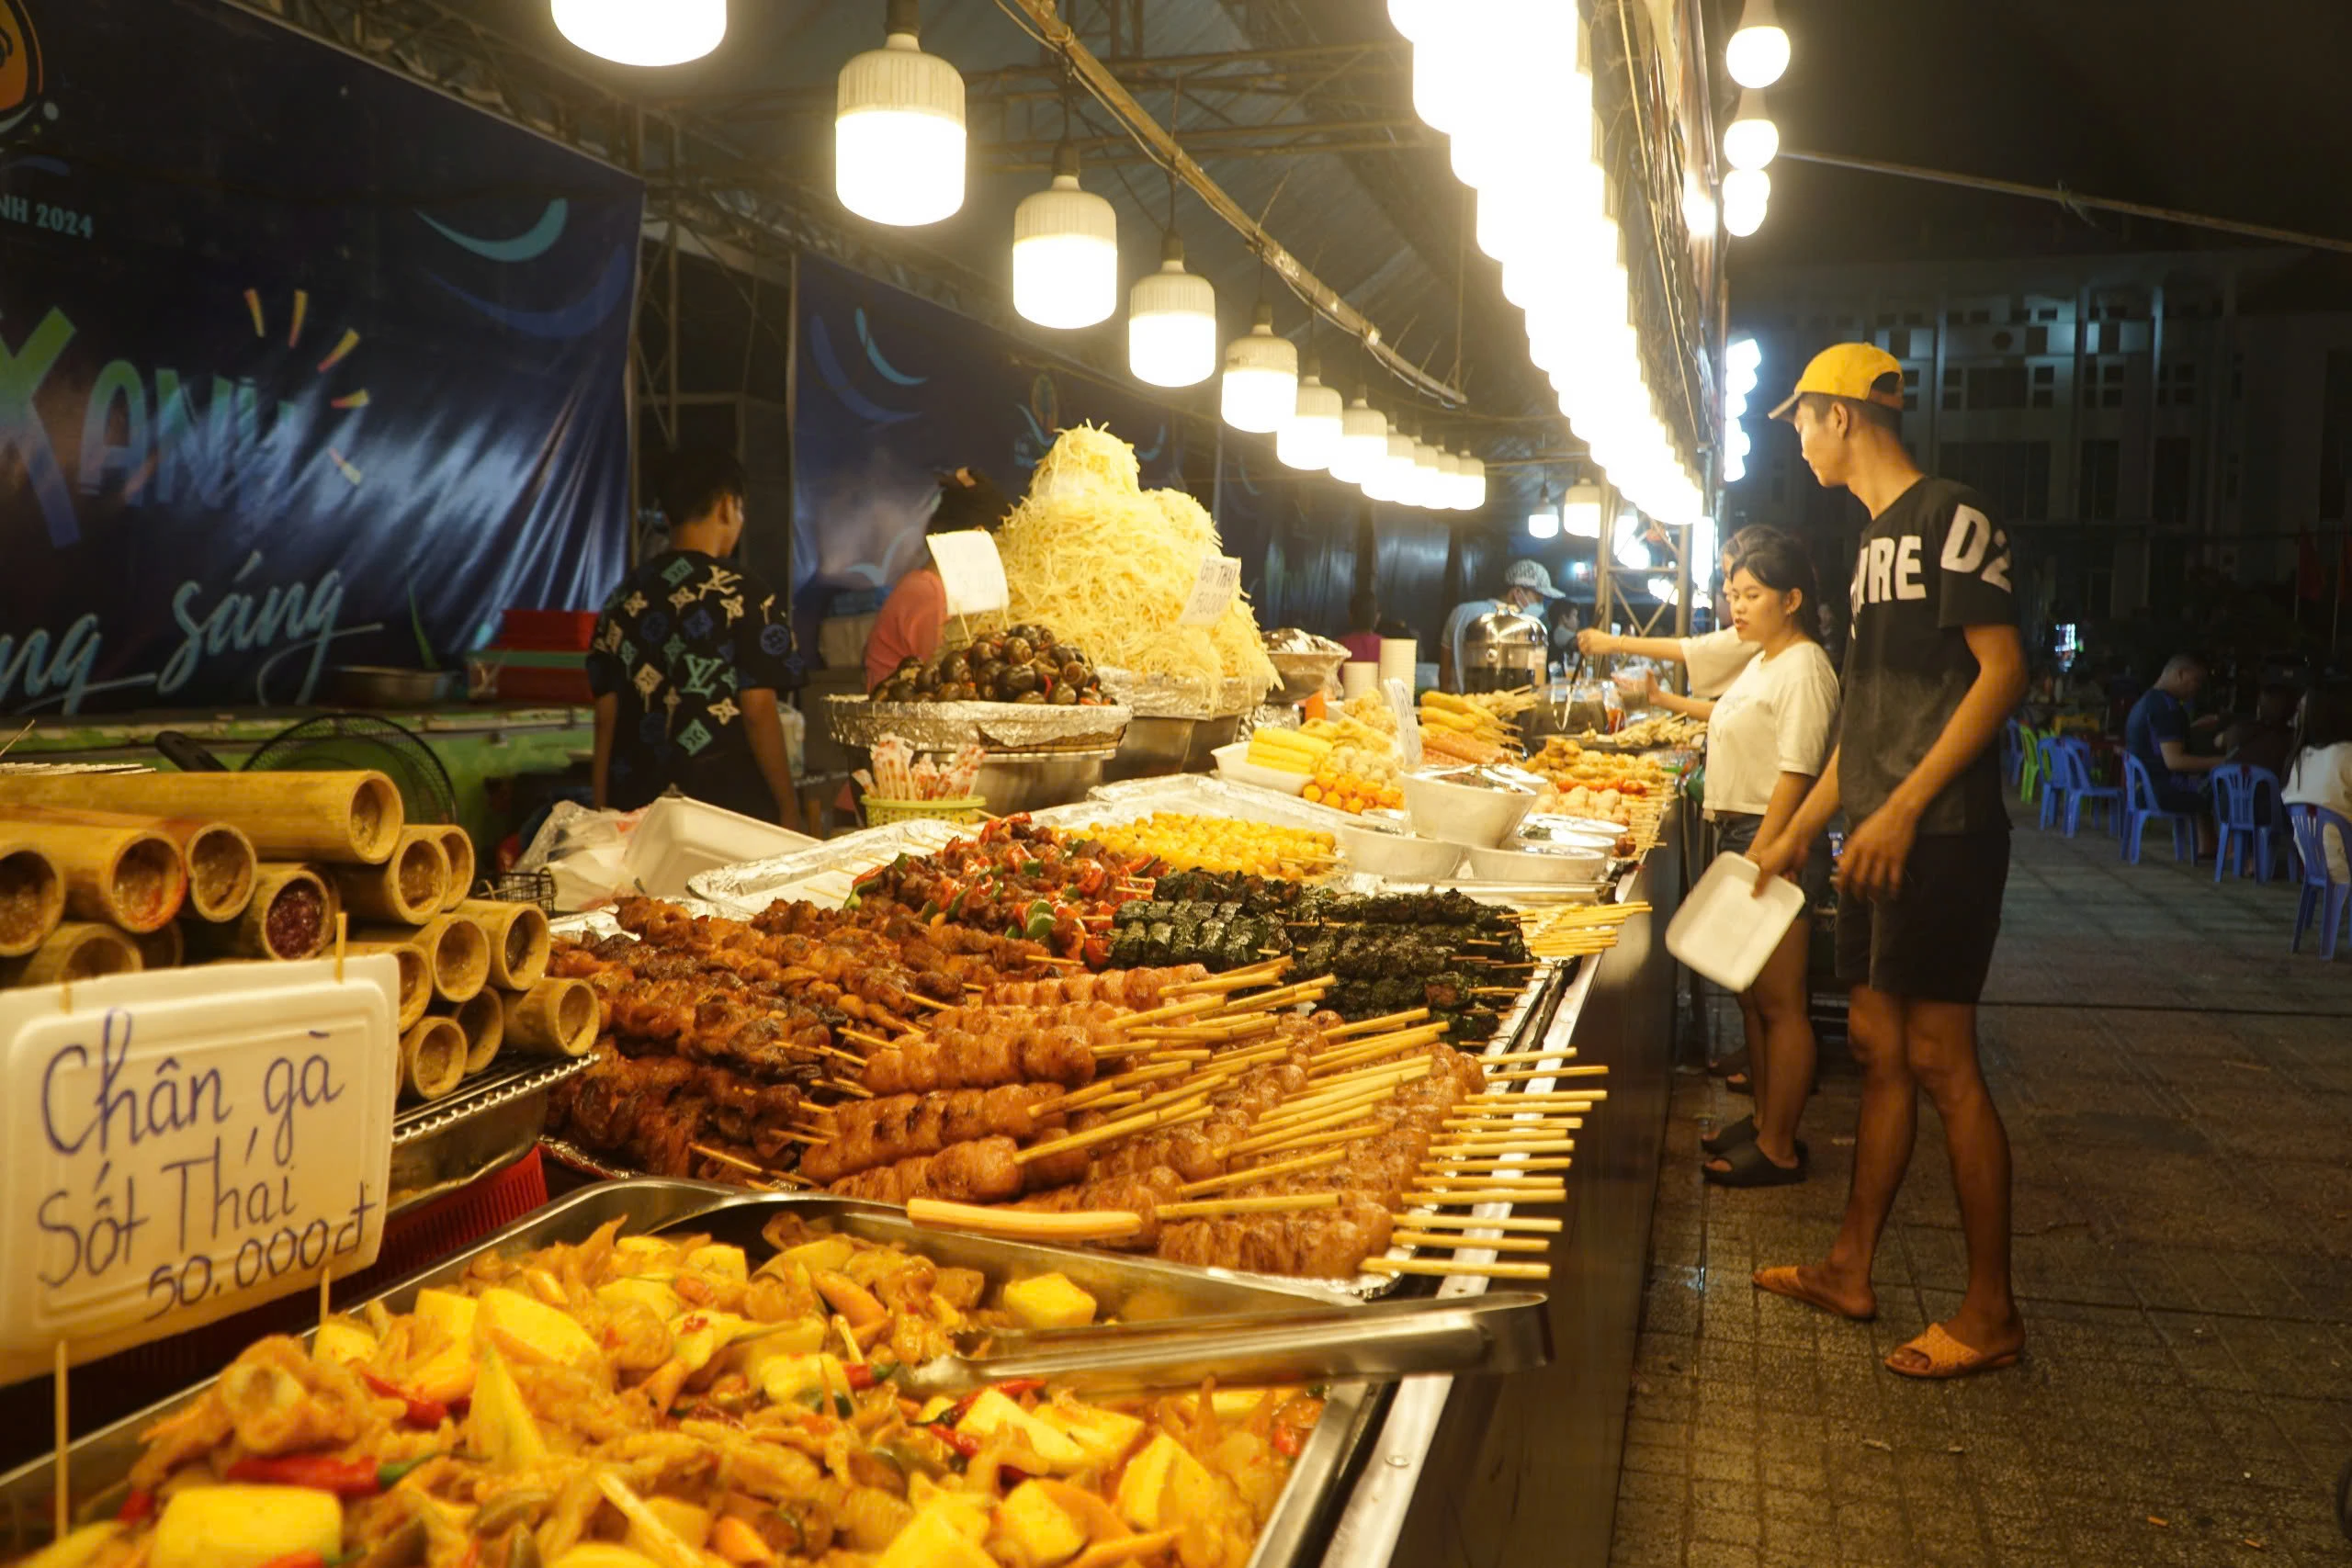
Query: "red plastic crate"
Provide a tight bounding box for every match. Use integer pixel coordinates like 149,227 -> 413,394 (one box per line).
488,662 -> 594,703
498,609 -> 600,651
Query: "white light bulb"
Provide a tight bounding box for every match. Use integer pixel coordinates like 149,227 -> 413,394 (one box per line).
1012,150 -> 1116,330
553,0 -> 724,65
1722,168 -> 1770,238
835,11 -> 966,227
1127,231 -> 1216,387
1562,482 -> 1603,539
1528,505 -> 1561,541
1724,90 -> 1780,171
1726,0 -> 1791,88
1331,396 -> 1389,484
1276,364 -> 1345,472
1219,305 -> 1299,434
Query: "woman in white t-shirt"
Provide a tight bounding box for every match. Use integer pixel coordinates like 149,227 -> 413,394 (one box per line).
2281,683 -> 2352,882
1576,525 -> 1792,711
1699,534 -> 1841,1188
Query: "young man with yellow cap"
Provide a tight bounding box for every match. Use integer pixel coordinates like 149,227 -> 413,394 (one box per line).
1744,343 -> 2030,1380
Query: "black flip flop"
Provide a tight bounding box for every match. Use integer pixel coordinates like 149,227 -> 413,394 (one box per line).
1702,1115 -> 1757,1157
1707,1048 -> 1750,1080
1704,1139 -> 1807,1188
1724,1069 -> 1754,1096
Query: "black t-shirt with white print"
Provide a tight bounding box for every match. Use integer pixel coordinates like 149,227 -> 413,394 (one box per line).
1839,476 -> 2017,836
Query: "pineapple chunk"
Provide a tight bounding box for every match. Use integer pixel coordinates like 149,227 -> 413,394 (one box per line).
475,1286 -> 602,1373
874,1505 -> 997,1568
752,1351 -> 844,1406
1001,1272 -> 1097,1331
551,1549 -> 666,1568
733,1317 -> 830,1384
411,1288 -> 477,1346
993,1482 -> 1086,1566
310,1318 -> 377,1367
684,1243 -> 749,1280
406,1340 -> 477,1405
627,1497 -> 711,1553
667,1311 -> 756,1374
780,1235 -> 854,1274
18,1523 -> 119,1568
151,1484 -> 342,1568
1035,1400 -> 1146,1467
957,1390 -> 1087,1470
1114,1434 -> 1215,1530
595,1277 -> 684,1320
469,1344 -> 548,1469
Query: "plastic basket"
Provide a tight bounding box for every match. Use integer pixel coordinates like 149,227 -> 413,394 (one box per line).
864,794 -> 989,826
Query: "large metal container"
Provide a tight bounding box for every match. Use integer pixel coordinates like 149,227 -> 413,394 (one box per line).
0,1182 -> 1381,1568
972,747 -> 1116,813
1462,607 -> 1548,693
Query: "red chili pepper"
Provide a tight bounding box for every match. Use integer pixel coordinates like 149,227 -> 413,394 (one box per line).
930,1423 -> 981,1459
117,1489 -> 155,1525
844,1362 -> 879,1391
225,1454 -> 383,1497
1273,1424 -> 1304,1459
361,1371 -> 449,1429
992,1378 -> 1047,1402
1081,935 -> 1110,968
1075,863 -> 1106,897
253,1552 -> 326,1568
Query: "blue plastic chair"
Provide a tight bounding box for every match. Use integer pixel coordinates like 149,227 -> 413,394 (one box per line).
2056,740 -> 2122,837
2035,736 -> 2072,829
2212,764 -> 2290,883
2000,718 -> 2025,790
2121,754 -> 2196,863
2287,803 -> 2352,957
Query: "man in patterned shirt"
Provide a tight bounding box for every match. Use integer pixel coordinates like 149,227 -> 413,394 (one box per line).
588,447 -> 804,829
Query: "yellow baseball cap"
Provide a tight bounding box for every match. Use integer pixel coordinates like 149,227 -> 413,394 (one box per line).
1768,343 -> 1905,420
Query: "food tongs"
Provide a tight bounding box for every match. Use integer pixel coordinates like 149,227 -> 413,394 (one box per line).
895,1291 -> 1552,1398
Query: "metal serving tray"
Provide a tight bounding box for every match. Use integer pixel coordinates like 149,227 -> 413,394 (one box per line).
689,816 -> 977,913
0,1181 -> 1381,1568
388,1055 -> 590,1215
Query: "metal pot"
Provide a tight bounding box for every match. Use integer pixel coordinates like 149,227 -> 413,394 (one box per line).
1461,608 -> 1547,693
973,749 -> 1117,814
336,665 -> 459,707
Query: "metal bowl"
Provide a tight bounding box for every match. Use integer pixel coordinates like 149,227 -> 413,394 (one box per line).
335,665 -> 458,707
973,749 -> 1118,814
1267,649 -> 1348,704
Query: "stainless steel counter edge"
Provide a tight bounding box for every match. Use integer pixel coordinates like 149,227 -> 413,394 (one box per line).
1312,866 -> 1626,1568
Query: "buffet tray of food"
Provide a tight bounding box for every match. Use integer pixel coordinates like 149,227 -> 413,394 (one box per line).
0,1179 -> 1423,1568
826,693 -> 1132,755
387,1055 -> 593,1213
688,817 -> 978,913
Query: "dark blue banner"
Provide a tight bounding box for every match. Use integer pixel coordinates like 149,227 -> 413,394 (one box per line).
792,255 -> 1186,636
0,0 -> 639,714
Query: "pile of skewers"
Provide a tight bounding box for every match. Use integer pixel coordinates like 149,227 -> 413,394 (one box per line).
1519,900 -> 1652,960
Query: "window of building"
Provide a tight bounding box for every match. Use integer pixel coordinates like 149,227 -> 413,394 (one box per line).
2033,305 -> 2061,322
1902,366 -> 1921,412
1877,312 -> 1898,329
2152,437 -> 2193,525
2030,364 -> 2057,410
1964,308 -> 1992,324
2077,439 -> 2120,520
2157,361 -> 2198,408
1944,441 -> 2052,519
2082,358 -> 2125,409
1942,366 -> 1963,412
1903,310 -> 1927,327
1967,365 -> 2029,411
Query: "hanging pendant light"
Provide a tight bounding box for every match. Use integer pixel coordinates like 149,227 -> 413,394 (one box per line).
1370,427 -> 1418,503
1454,453 -> 1487,512
1127,229 -> 1216,387
1725,0 -> 1790,87
1722,168 -> 1771,238
835,0 -> 966,227
1013,142 -> 1117,329
1527,481 -> 1560,540
553,0 -> 724,65
1723,89 -> 1779,170
1562,480 -> 1603,538
1411,433 -> 1445,510
1276,355 -> 1344,472
1329,389 -> 1390,484
1220,301 -> 1298,434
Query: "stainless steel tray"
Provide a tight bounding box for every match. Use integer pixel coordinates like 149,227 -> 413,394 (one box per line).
389,1055 -> 590,1214
688,815 -> 976,913
0,1182 -> 1378,1568
825,692 -> 1132,753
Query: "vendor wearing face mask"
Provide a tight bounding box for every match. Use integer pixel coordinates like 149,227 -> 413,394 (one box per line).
1440,559 -> 1564,693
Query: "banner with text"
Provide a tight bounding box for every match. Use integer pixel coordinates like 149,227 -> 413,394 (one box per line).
0,0 -> 639,714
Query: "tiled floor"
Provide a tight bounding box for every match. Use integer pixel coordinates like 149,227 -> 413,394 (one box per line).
1610,808 -> 2352,1568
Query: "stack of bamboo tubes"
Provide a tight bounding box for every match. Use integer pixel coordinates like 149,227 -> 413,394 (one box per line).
0,769 -> 575,1102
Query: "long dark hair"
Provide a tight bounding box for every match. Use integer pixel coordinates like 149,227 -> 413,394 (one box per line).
2293,682 -> 2352,767
1726,533 -> 1823,643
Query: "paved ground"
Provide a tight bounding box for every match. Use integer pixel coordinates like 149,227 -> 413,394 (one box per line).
1610,805 -> 2352,1568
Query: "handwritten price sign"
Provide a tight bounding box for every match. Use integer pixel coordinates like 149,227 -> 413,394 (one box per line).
0,958 -> 398,1380
1178,555 -> 1242,627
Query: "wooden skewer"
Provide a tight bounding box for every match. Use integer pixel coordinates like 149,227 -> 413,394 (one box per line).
1176,1147 -> 1346,1196
1049,1059 -> 1193,1111
1317,1007 -> 1432,1040
1465,1089 -> 1600,1102
901,992 -> 949,1010
1111,995 -> 1230,1029
908,1197 -> 1142,1241
1481,1064 -> 1611,1083
1478,1048 -> 1580,1065
52,1339 -> 67,1539
1238,1121 -> 1383,1157
1389,1210 -> 1562,1233
839,1028 -> 896,1052
1392,1228 -> 1552,1253
1443,1113 -> 1583,1130
1226,1100 -> 1378,1156
1211,976 -> 1335,1014
1013,1095 -> 1202,1164
1421,1156 -> 1574,1173
819,1044 -> 866,1066
1431,1136 -> 1576,1156
1024,953 -> 1083,968
1408,1184 -> 1566,1205
826,1078 -> 874,1099
693,1143 -> 785,1177
1365,1257 -> 1552,1280
1247,1085 -> 1403,1140
1158,1192 -> 1340,1219
1165,959 -> 1289,995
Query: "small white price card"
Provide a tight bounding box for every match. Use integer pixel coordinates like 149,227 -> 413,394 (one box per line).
1178,554 -> 1242,626
0,957 -> 398,1380
928,529 -> 1011,619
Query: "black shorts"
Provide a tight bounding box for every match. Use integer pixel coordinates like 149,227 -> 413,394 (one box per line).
1835,830 -> 2009,1004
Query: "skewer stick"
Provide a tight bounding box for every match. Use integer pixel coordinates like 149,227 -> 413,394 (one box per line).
52,1339 -> 67,1539
1158,1192 -> 1340,1219
1365,1257 -> 1551,1280
1165,959 -> 1289,994
1176,1147 -> 1345,1196
1246,1085 -> 1400,1140
1111,995 -> 1230,1029
333,911 -> 346,983
1392,1228 -> 1552,1253
1013,1096 -> 1201,1164
839,1028 -> 896,1052
1477,1048 -> 1581,1065
693,1143 -> 785,1177
1226,1100 -> 1378,1156
908,1198 -> 1143,1242
1408,1184 -> 1566,1205
819,1044 -> 865,1067
825,1078 -> 874,1099
1210,976 -> 1334,1014
1387,1211 -> 1562,1233
1238,1120 -> 1382,1157
1048,1059 -> 1193,1111
1317,1007 -> 1431,1040
1431,1136 -> 1576,1156
1481,1064 -> 1610,1083
1421,1156 -> 1575,1173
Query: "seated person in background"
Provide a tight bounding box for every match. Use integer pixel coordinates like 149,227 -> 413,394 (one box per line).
2282,682 -> 2352,881
1338,590 -> 1384,665
2124,653 -> 2223,852
2220,682 -> 2298,782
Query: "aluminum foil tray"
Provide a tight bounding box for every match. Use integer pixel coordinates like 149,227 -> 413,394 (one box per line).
826,693 -> 1130,753
0,1181 -> 1375,1568
1097,666 -> 1265,719
389,1055 -> 588,1214
1070,772 -> 1393,838
688,815 -> 976,913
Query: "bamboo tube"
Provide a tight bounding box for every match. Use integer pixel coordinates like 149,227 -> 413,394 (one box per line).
443,988 -> 505,1074
16,822 -> 187,933
187,864 -> 333,961
358,913 -> 488,1003
0,840 -> 63,957
399,1015 -> 467,1100
456,899 -> 551,991
346,940 -> 430,1029
435,827 -> 476,912
501,976 -> 600,1057
0,770 -> 403,863
0,921 -> 142,987
332,829 -> 448,924
0,807 -> 256,922
132,923 -> 184,970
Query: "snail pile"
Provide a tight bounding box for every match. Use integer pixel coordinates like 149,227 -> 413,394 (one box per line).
871,624 -> 1112,706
